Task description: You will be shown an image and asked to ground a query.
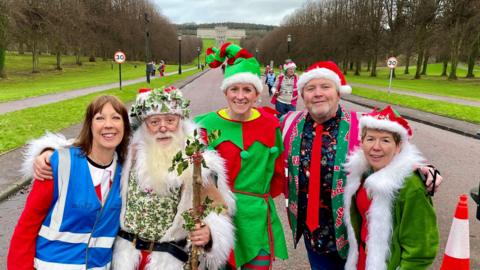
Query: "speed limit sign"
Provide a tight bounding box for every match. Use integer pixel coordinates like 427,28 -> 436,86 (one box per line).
387,57 -> 398,69
114,51 -> 125,90
114,51 -> 126,64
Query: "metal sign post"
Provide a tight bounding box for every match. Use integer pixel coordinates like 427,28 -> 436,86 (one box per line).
387,57 -> 398,101
114,51 -> 126,90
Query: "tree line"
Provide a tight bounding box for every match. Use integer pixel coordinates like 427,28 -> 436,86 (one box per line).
0,0 -> 201,77
247,0 -> 480,80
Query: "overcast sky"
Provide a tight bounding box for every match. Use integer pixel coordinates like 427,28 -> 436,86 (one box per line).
153,0 -> 307,26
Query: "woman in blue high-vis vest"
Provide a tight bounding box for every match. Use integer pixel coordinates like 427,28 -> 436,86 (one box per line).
8,95 -> 131,270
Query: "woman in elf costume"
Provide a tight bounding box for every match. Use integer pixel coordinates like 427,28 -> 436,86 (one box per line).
195,43 -> 288,269
343,106 -> 439,270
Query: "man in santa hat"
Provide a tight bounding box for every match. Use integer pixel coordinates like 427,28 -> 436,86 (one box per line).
25,87 -> 236,270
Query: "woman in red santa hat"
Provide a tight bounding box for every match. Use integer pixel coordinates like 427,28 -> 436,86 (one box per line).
343,106 -> 439,270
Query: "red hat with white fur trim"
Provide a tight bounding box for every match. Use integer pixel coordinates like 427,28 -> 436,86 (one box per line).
283,61 -> 297,70
360,106 -> 413,141
297,61 -> 352,95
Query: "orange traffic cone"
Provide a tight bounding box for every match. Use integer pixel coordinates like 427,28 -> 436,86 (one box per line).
440,194 -> 470,270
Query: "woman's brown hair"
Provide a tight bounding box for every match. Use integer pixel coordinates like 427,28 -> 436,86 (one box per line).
74,95 -> 130,163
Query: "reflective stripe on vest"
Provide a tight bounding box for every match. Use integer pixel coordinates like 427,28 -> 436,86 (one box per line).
38,225 -> 115,248
34,258 -> 111,270
49,148 -> 71,230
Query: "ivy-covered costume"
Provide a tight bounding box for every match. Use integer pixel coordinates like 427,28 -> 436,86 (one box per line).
343,107 -> 439,270
112,88 -> 235,270
281,106 -> 360,259
195,108 -> 289,268
112,121 -> 235,270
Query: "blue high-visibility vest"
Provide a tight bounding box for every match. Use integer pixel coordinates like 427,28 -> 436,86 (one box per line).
34,147 -> 122,270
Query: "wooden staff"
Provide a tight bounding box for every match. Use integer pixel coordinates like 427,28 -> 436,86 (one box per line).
190,153 -> 203,270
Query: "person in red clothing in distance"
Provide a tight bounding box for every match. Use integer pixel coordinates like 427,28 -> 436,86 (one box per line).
8,95 -> 131,269
158,60 -> 166,77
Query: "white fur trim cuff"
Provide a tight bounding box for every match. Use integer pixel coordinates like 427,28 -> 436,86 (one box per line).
202,213 -> 234,270
360,116 -> 409,141
21,132 -> 73,179
220,73 -> 263,94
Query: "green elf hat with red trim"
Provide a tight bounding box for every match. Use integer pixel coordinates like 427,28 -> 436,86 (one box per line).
206,42 -> 263,94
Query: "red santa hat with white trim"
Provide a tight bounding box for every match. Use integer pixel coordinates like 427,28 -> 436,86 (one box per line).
283,61 -> 297,70
297,61 -> 352,95
360,105 -> 413,142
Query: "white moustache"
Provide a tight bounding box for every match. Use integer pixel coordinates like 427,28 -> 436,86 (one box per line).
154,132 -> 174,139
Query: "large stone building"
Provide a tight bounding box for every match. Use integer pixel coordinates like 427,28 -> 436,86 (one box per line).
197,26 -> 246,45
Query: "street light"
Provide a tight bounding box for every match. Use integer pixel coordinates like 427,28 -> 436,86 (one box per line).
255,48 -> 259,59
144,13 -> 151,83
287,34 -> 292,55
178,34 -> 182,75
144,13 -> 151,63
197,47 -> 200,69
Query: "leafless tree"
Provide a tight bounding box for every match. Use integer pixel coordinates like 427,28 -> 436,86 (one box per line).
440,0 -> 478,80
10,0 -> 50,73
4,0 -> 199,72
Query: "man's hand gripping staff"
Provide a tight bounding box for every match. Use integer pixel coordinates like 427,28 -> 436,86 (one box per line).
169,129 -> 223,270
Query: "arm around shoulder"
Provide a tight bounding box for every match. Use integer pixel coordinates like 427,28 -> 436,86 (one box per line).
21,132 -> 72,179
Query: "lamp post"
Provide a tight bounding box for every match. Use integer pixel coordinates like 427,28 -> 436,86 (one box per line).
178,34 -> 182,75
287,34 -> 292,56
255,48 -> 258,59
144,13 -> 151,83
197,47 -> 200,69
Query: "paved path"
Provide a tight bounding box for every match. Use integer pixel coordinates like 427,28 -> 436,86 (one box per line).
350,82 -> 480,107
0,67 -> 198,115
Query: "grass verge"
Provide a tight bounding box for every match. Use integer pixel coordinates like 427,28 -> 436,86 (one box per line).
352,87 -> 480,124
345,63 -> 480,101
0,52 -> 194,103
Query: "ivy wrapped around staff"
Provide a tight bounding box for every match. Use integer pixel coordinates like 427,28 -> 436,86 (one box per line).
113,87 -> 235,270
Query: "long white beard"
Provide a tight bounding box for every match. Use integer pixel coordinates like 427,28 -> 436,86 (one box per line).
134,125 -> 190,195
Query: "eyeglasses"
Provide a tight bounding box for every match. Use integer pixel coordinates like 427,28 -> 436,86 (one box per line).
145,116 -> 179,128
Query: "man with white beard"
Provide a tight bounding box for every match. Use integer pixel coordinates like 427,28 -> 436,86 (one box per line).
25,87 -> 235,270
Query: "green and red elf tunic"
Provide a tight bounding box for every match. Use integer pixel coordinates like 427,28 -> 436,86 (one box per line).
280,106 -> 360,259
195,108 -> 288,268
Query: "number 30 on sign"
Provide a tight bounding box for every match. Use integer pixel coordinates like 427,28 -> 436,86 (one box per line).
114,51 -> 126,64
387,57 -> 397,69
